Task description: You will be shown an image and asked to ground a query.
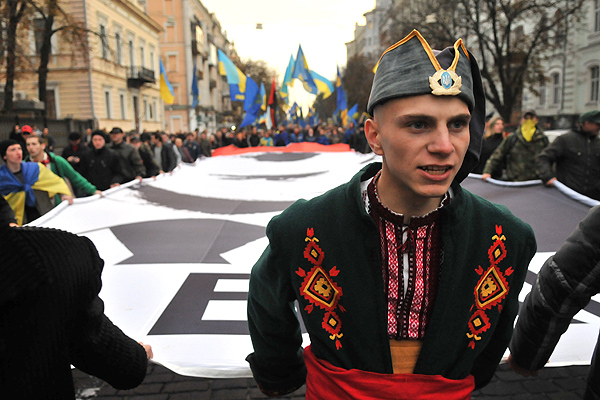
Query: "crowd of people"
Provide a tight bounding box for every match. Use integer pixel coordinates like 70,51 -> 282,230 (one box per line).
473,109 -> 600,201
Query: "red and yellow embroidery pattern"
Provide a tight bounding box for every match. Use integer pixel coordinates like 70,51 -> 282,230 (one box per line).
296,228 -> 345,349
466,225 -> 514,349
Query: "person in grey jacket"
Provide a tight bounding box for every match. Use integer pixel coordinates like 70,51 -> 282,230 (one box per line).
535,110 -> 600,200
508,205 -> 600,400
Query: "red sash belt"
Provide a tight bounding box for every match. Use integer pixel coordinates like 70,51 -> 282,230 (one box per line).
304,345 -> 475,400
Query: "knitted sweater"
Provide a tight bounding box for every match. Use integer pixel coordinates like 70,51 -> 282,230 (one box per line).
0,226 -> 148,399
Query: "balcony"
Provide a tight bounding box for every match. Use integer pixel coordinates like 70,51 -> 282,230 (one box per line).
127,66 -> 156,88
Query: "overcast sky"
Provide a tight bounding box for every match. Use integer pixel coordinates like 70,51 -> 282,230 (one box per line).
201,0 -> 375,82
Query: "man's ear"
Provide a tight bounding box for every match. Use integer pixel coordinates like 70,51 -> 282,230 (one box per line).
365,118 -> 383,156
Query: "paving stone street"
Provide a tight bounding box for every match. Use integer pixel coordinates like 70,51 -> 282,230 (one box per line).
73,362 -> 590,399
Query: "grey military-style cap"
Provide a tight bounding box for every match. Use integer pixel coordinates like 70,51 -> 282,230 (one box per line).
366,30 -> 486,183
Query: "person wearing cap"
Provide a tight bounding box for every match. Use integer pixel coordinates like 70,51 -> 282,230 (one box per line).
482,110 -> 549,182
0,139 -> 72,225
508,205 -> 600,399
25,135 -> 101,199
10,124 -> 31,158
62,132 -> 92,177
108,127 -> 145,183
246,30 -> 536,399
80,130 -> 124,191
535,110 -> 600,200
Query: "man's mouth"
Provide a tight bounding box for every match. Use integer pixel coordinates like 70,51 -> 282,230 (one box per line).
419,166 -> 452,175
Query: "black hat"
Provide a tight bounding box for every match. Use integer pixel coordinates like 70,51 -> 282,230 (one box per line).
91,130 -> 107,141
580,110 -> 600,124
0,139 -> 19,159
367,29 -> 486,183
110,127 -> 123,135
68,132 -> 82,141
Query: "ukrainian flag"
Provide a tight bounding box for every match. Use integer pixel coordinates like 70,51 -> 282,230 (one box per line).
336,66 -> 348,126
310,70 -> 334,99
159,59 -> 174,105
218,49 -> 247,101
280,55 -> 294,104
292,45 -> 318,95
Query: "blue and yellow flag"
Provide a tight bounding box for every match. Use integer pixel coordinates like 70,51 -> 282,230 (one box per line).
191,61 -> 199,108
280,55 -> 294,104
336,66 -> 348,126
218,49 -> 247,102
348,103 -> 359,124
240,76 -> 262,128
159,59 -> 174,105
291,45 -> 318,95
260,82 -> 267,112
310,70 -> 334,99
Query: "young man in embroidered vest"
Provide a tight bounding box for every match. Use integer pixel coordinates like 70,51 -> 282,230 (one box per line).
246,30 -> 536,400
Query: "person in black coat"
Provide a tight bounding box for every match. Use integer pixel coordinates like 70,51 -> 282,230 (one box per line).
509,205 -> 600,399
80,130 -> 124,191
0,220 -> 153,399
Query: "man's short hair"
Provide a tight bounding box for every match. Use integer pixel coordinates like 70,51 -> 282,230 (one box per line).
26,135 -> 45,145
0,139 -> 19,159
68,132 -> 82,141
151,132 -> 163,142
140,133 -> 151,143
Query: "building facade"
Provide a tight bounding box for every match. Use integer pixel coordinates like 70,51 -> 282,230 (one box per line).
5,0 -> 164,133
522,0 -> 600,129
146,0 -> 234,134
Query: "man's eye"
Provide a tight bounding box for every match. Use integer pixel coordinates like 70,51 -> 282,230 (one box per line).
410,121 -> 426,130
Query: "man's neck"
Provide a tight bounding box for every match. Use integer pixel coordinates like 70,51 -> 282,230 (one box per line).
31,152 -> 47,163
376,175 -> 443,222
7,161 -> 21,173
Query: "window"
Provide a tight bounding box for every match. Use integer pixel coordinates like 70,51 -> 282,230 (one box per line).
99,23 -> 109,59
33,18 -> 45,54
128,39 -> 135,66
119,92 -> 127,119
591,65 -> 600,103
139,43 -> 146,68
104,88 -> 112,119
115,33 -> 122,65
143,97 -> 148,120
167,53 -> 177,72
148,100 -> 154,121
153,98 -> 158,121
551,72 -> 561,106
539,80 -> 546,107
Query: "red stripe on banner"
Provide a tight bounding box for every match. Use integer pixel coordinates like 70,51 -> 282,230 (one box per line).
212,143 -> 352,156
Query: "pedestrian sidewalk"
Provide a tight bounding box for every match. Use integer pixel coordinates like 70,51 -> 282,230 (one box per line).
73,362 -> 589,399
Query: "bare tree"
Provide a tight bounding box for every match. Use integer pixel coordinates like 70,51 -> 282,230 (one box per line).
342,54 -> 374,116
28,0 -> 88,117
1,0 -> 28,113
381,0 -> 585,122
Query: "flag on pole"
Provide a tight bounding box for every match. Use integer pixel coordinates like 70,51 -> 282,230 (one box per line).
159,59 -> 174,104
218,49 -> 247,101
310,70 -> 334,99
336,66 -> 348,126
191,61 -> 199,108
240,76 -> 262,128
348,103 -> 358,124
268,78 -> 277,128
260,83 -> 267,112
280,55 -> 294,104
291,45 -> 318,95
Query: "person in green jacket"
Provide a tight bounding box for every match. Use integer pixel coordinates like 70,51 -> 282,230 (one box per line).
25,135 -> 101,199
482,110 -> 549,182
